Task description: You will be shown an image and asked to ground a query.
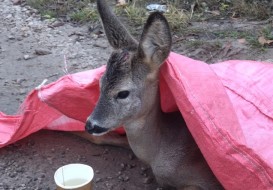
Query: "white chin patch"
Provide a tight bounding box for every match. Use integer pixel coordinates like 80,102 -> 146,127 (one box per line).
92,131 -> 108,136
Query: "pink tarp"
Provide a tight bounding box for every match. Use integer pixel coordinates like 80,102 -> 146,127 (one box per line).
1,52 -> 273,189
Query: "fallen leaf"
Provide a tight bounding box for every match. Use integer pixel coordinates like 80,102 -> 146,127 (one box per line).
238,38 -> 246,44
258,36 -> 273,46
211,10 -> 220,16
116,0 -> 127,6
258,36 -> 267,45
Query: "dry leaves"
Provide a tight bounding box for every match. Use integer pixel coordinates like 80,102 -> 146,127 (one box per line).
206,10 -> 220,16
258,36 -> 273,46
116,0 -> 127,6
238,38 -> 247,44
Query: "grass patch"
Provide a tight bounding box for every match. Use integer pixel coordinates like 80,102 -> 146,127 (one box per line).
70,7 -> 98,23
26,0 -> 271,24
115,1 -> 189,31
213,29 -> 271,49
261,26 -> 273,40
115,1 -> 147,27
232,0 -> 270,20
185,40 -> 205,49
26,0 -> 98,23
214,30 -> 253,39
182,0 -> 271,21
164,4 -> 189,31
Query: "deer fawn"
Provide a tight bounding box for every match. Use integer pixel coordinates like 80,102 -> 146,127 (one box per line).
84,0 -> 223,189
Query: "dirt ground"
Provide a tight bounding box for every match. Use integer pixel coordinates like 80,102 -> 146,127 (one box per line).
0,0 -> 272,189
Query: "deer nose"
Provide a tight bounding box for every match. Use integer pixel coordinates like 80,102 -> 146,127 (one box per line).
85,120 -> 108,134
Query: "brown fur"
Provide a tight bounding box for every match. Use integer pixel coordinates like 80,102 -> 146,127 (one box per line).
82,0 -> 224,189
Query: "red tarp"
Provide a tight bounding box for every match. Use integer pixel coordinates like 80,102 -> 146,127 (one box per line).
1,52 -> 273,189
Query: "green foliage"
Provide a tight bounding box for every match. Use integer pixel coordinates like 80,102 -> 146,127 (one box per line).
115,2 -> 147,26
261,26 -> 273,40
115,1 -> 189,32
70,7 -> 98,23
164,4 -> 189,31
232,0 -> 270,20
26,0 -> 98,23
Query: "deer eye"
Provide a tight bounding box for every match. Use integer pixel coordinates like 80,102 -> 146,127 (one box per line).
117,90 -> 130,99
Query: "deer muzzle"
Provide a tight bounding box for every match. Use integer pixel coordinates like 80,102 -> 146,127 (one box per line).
85,119 -> 108,135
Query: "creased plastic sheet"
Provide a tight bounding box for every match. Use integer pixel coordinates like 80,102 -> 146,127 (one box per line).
1,52 -> 273,189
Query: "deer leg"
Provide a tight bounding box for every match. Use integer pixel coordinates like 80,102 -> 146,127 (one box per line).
70,131 -> 130,149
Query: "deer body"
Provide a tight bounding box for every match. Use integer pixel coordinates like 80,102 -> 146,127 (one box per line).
85,0 -> 223,189
123,84 -> 220,189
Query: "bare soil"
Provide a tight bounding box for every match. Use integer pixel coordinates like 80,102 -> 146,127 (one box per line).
0,0 -> 272,189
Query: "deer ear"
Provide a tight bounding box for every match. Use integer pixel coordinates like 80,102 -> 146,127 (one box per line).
97,0 -> 137,50
138,12 -> 172,66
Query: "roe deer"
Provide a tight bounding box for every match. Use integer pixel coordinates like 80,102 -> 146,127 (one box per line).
85,0 -> 223,189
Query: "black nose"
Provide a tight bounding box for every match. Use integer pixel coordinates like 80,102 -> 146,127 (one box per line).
85,120 -> 108,134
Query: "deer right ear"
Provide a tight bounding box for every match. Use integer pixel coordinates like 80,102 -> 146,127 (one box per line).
138,12 -> 172,66
97,0 -> 137,50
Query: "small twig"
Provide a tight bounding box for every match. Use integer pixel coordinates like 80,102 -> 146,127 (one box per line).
35,79 -> 48,90
190,2 -> 196,20
63,54 -> 69,75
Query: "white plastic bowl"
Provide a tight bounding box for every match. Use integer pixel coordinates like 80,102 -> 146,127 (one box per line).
54,163 -> 94,190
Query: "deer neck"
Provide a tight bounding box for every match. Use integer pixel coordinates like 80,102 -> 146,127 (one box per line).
124,82 -> 164,164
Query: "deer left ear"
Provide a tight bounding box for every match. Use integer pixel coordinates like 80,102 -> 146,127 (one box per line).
97,0 -> 137,50
138,12 -> 172,66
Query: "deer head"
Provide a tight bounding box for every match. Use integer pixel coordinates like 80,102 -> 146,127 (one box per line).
85,0 -> 172,135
